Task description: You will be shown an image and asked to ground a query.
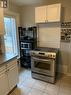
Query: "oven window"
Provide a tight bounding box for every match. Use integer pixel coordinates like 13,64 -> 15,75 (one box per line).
34,61 -> 51,70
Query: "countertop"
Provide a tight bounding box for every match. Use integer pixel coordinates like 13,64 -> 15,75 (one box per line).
0,52 -> 18,66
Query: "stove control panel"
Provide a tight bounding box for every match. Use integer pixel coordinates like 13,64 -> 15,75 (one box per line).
47,53 -> 56,59
30,51 -> 56,59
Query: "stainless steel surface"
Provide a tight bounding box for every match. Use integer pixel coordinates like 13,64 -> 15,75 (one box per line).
32,72 -> 55,83
30,47 -> 57,59
31,57 -> 55,77
30,47 -> 58,83
30,51 -> 56,59
0,53 -> 17,66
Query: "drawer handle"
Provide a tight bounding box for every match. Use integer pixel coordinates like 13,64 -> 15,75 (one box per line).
7,69 -> 9,71
5,69 -> 9,73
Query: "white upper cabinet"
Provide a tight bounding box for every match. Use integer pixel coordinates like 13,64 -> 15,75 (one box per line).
0,7 -> 4,35
47,4 -> 61,22
35,3 -> 61,23
35,6 -> 47,23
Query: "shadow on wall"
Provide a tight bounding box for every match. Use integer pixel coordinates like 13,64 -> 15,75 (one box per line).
61,7 -> 65,21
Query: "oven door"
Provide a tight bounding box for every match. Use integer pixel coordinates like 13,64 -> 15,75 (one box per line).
31,57 -> 56,77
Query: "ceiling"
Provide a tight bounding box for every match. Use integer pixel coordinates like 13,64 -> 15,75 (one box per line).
11,0 -> 45,6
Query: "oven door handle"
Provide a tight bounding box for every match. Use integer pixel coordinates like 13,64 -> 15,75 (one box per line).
32,57 -> 52,62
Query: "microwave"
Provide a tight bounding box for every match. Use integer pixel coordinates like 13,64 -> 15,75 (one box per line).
21,42 -> 32,49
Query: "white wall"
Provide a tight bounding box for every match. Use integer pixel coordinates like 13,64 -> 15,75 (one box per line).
60,41 -> 71,76
37,23 -> 61,48
60,42 -> 70,74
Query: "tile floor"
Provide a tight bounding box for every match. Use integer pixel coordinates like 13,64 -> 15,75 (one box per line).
10,68 -> 71,95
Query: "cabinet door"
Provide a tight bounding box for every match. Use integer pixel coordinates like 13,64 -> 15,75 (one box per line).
8,62 -> 18,91
35,6 -> 47,23
0,71 -> 9,95
47,4 -> 61,22
0,8 -> 4,35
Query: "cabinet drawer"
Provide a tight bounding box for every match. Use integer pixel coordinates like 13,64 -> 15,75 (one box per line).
0,65 -> 6,74
7,59 -> 17,68
0,65 -> 6,73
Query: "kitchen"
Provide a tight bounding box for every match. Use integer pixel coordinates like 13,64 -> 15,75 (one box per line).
0,0 -> 71,95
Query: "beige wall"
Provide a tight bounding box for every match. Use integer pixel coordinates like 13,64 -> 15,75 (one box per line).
6,0 -> 20,14
20,5 -> 35,27
60,42 -> 70,74
38,23 -> 61,48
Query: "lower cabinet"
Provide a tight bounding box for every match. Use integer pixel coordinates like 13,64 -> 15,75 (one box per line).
8,63 -> 18,91
0,58 -> 18,95
0,71 -> 9,95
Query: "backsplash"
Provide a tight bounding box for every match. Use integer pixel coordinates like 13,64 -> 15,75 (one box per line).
37,23 -> 61,48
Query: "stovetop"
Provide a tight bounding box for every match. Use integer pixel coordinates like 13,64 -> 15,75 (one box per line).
30,47 -> 59,59
33,47 -> 58,53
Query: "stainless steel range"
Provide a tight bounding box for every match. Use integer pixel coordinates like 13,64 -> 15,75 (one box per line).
30,47 -> 58,83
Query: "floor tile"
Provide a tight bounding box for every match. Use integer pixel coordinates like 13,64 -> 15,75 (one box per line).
9,68 -> 71,95
22,69 -> 31,79
19,69 -> 32,85
45,82 -> 60,95
33,80 -> 47,91
22,77 -> 36,88
42,92 -> 49,95
28,88 -> 43,95
58,76 -> 71,95
58,89 -> 71,95
60,76 -> 71,87
19,75 -> 26,85
60,84 -> 71,91
10,85 -> 31,95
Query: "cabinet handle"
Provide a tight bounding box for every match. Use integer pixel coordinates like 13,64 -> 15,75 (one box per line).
7,69 -> 9,71
5,70 -> 7,73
